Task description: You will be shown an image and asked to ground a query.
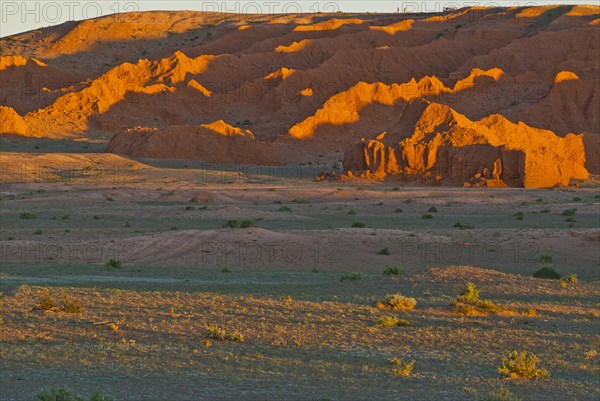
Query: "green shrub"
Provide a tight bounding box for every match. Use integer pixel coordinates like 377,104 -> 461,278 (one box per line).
539,254 -> 552,263
239,220 -> 254,228
453,222 -> 474,229
562,208 -> 577,216
377,294 -> 416,310
573,197 -> 582,202
104,259 -> 122,269
223,220 -> 238,228
498,351 -> 549,379
20,212 -> 37,219
204,325 -> 244,342
340,272 -> 364,282
278,206 -> 292,212
421,214 -> 433,219
33,229 -> 43,235
351,222 -> 366,228
514,212 -> 523,220
347,209 -> 357,215
427,206 -> 438,213
36,386 -> 112,401
532,267 -> 561,279
377,247 -> 391,255
383,266 -> 402,276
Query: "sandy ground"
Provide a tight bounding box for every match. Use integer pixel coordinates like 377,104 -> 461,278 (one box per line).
0,156 -> 598,400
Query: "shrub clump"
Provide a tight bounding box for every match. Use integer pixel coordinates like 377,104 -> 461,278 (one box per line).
104,259 -> 122,269
389,358 -> 415,377
204,325 -> 244,342
376,316 -> 412,327
377,293 -> 417,310
560,273 -> 578,287
61,294 -> 84,314
453,222 -> 474,229
223,220 -> 238,228
340,272 -> 364,282
37,386 -> 111,401
383,266 -> 402,276
351,221 -> 366,228
239,219 -> 255,228
498,351 -> 549,379
20,212 -> 37,219
377,247 -> 391,255
38,292 -> 58,311
478,388 -> 522,401
453,283 -> 512,315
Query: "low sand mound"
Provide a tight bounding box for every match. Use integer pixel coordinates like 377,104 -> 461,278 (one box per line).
0,106 -> 27,135
106,122 -> 278,164
0,152 -> 149,183
342,101 -> 588,188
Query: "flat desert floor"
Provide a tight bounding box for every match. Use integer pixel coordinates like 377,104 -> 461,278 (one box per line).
0,156 -> 599,400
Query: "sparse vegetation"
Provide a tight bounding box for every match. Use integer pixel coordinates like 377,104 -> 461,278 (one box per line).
383,266 -> 402,276
376,315 -> 411,327
105,259 -> 122,269
514,212 -> 524,220
478,388 -> 522,401
223,220 -> 238,228
278,206 -> 292,212
340,272 -> 364,282
421,214 -> 433,219
539,254 -> 552,263
377,293 -> 417,310
427,206 -> 438,213
562,208 -> 577,216
351,221 -> 366,228
204,325 -> 244,342
36,387 -> 112,401
38,292 -> 57,311
453,222 -> 474,229
20,212 -> 37,219
389,358 -> 415,377
377,247 -> 390,255
453,283 -> 513,315
498,351 -> 549,379
560,273 -> 578,287
239,219 -> 255,228
61,294 -> 84,314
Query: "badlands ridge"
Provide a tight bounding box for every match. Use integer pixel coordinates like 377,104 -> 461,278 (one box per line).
0,5 -> 598,187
